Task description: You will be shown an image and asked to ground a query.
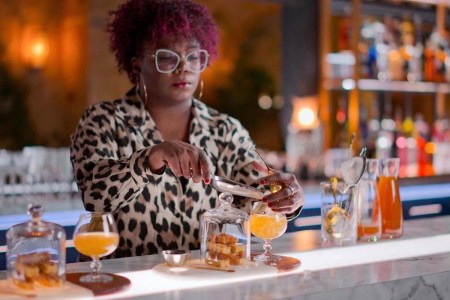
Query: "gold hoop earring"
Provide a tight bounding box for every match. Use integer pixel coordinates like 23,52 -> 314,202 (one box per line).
139,73 -> 148,107
197,78 -> 204,100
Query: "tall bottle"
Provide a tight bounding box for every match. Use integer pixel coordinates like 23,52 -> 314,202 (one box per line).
357,159 -> 381,242
424,35 -> 437,82
378,158 -> 403,238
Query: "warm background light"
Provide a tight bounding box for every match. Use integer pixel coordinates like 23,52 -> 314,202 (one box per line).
290,96 -> 320,130
0,0 -> 281,150
297,107 -> 315,127
30,37 -> 49,68
22,27 -> 49,69
258,94 -> 273,110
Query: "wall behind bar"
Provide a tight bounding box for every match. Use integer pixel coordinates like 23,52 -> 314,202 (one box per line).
280,0 -> 319,139
0,0 -> 89,148
0,0 -> 286,151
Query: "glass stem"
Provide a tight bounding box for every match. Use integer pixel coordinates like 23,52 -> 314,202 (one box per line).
90,257 -> 102,279
263,239 -> 272,257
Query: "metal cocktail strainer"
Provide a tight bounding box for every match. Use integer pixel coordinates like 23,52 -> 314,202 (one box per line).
209,176 -> 264,200
325,148 -> 367,240
340,148 -> 367,191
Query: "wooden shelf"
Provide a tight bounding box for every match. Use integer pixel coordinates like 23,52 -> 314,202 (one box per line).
320,0 -> 450,151
323,78 -> 450,93
331,0 -> 449,25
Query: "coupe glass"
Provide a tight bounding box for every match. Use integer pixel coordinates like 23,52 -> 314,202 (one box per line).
73,212 -> 119,283
250,202 -> 287,265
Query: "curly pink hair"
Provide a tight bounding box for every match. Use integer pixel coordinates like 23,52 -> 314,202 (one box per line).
107,0 -> 219,83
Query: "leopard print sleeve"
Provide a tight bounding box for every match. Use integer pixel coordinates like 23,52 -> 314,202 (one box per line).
216,118 -> 261,181
70,101 -> 157,212
214,116 -> 266,212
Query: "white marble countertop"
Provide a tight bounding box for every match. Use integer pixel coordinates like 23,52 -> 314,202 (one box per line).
55,216 -> 450,300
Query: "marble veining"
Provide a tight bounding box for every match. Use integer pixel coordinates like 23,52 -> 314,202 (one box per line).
65,217 -> 448,299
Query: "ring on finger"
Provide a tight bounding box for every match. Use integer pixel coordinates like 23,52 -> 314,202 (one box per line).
286,186 -> 295,196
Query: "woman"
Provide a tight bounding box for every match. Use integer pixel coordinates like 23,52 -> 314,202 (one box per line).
70,0 -> 304,258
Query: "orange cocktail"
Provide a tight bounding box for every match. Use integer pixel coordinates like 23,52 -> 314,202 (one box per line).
378,174 -> 403,238
74,232 -> 119,257
249,214 -> 287,240
357,224 -> 380,237
73,212 -> 118,283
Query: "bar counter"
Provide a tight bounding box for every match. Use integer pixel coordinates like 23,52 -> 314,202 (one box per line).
1,178 -> 450,299
41,215 -> 450,300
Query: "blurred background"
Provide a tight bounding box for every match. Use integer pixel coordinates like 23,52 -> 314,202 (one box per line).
0,0 -> 286,150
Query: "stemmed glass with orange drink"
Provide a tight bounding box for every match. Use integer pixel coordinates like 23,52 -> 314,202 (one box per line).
73,212 -> 119,283
250,149 -> 298,264
249,170 -> 287,265
249,202 -> 287,264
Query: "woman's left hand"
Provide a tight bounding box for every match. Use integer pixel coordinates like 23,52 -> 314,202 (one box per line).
255,162 -> 304,214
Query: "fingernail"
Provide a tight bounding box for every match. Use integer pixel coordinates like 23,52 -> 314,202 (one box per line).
259,179 -> 266,185
262,197 -> 268,203
204,178 -> 210,184
268,202 -> 273,208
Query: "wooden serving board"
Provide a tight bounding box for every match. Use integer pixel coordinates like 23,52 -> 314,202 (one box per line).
153,259 -> 275,279
250,253 -> 302,272
66,272 -> 131,296
153,256 -> 300,281
0,279 -> 94,299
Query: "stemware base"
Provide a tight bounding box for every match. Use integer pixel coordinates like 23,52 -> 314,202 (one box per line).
79,273 -> 113,283
252,252 -> 283,265
251,253 -> 301,271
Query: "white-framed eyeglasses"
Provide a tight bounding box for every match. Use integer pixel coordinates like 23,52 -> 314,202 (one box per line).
149,49 -> 209,74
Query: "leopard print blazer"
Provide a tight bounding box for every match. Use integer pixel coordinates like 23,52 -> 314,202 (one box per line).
70,88 -> 264,258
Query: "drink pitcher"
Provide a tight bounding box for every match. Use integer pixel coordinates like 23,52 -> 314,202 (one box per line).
378,158 -> 403,238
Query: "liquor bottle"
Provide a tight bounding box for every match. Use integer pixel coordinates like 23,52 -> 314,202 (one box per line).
409,14 -> 424,82
402,113 -> 416,177
360,17 -> 377,79
386,16 -> 404,81
399,14 -> 416,81
414,114 -> 430,176
424,34 -> 437,82
338,17 -> 351,51
388,42 -> 404,81
435,44 -> 447,83
374,17 -> 389,80
446,53 -> 450,82
376,93 -> 396,160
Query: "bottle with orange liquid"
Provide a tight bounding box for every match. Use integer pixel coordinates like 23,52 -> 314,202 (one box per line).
378,158 -> 403,238
357,159 -> 381,242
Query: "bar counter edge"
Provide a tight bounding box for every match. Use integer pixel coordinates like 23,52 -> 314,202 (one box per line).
59,216 -> 450,299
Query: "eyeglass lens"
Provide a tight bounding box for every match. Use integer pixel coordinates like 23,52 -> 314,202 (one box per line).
155,49 -> 208,73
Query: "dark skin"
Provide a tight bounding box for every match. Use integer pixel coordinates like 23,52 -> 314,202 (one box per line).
254,162 -> 303,214
132,36 -> 210,183
131,35 -> 304,214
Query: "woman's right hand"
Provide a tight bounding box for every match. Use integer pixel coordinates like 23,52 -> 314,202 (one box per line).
148,141 -> 211,183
